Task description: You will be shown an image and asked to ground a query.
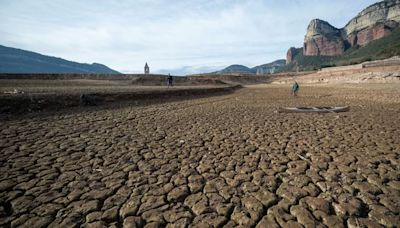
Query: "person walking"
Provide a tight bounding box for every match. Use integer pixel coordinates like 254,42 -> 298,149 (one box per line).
292,81 -> 299,97
167,74 -> 173,88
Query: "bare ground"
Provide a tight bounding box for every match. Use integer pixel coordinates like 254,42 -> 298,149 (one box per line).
0,83 -> 399,227
0,80 -> 239,117
272,65 -> 400,85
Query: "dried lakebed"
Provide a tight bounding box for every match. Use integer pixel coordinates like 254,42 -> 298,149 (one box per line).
0,84 -> 399,227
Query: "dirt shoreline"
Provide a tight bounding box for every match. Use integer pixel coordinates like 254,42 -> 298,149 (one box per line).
0,85 -> 242,119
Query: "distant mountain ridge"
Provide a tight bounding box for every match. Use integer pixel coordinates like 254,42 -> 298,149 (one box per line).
218,64 -> 255,74
216,59 -> 286,75
0,45 -> 120,74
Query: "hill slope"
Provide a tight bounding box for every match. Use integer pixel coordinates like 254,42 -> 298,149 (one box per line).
0,45 -> 120,74
252,59 -> 286,74
280,28 -> 400,72
217,59 -> 286,75
217,64 -> 255,74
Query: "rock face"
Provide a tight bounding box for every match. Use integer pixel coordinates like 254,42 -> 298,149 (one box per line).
345,0 -> 400,47
298,0 -> 400,59
347,20 -> 399,47
303,19 -> 345,56
344,0 -> 400,37
286,47 -> 301,64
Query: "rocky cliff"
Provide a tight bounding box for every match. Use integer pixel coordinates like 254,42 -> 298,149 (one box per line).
345,0 -> 400,47
344,0 -> 400,36
303,19 -> 345,56
286,47 -> 302,64
289,0 -> 400,61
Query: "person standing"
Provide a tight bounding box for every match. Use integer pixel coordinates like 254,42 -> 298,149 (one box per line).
167,74 -> 173,88
292,81 -> 299,97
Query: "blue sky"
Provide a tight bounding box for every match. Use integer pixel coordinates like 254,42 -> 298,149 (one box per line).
0,0 -> 378,75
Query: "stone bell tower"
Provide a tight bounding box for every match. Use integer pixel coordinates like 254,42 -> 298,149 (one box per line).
144,62 -> 150,74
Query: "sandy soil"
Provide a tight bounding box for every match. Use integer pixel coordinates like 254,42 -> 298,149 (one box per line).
0,84 -> 399,227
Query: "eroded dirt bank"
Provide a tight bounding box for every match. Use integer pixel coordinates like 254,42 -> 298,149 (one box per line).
0,85 -> 241,117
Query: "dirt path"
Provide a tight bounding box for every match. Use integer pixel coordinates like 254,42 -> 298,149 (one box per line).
0,84 -> 399,227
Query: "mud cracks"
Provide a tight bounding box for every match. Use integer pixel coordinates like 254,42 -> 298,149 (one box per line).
0,85 -> 399,227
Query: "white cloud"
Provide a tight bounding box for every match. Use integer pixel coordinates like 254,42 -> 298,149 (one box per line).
0,0 -> 378,74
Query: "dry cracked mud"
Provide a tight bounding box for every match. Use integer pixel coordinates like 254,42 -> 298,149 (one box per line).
1,84 -> 399,227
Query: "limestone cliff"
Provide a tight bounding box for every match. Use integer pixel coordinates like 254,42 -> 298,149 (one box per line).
303,19 -> 345,56
297,0 -> 400,59
345,0 -> 400,47
345,0 -> 400,36
286,47 -> 302,64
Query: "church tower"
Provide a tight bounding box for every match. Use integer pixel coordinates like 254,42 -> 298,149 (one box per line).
144,62 -> 150,74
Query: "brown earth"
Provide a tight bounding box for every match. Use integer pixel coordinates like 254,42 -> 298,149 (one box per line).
0,74 -> 278,117
0,83 -> 399,227
0,74 -> 273,85
0,78 -> 246,117
272,64 -> 400,84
